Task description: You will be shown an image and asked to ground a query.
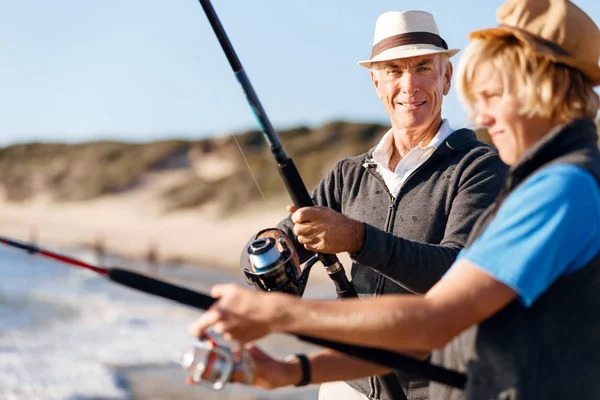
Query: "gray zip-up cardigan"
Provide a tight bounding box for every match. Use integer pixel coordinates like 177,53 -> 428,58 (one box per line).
276,128 -> 507,400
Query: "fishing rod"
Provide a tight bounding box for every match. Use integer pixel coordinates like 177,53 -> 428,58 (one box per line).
194,0 -> 356,301
0,234 -> 466,389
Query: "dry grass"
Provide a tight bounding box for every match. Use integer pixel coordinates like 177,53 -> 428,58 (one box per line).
0,140 -> 187,202
160,121 -> 387,213
0,122 -> 388,213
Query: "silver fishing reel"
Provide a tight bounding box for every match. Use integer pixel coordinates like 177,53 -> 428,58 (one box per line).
242,231 -> 318,296
181,333 -> 255,390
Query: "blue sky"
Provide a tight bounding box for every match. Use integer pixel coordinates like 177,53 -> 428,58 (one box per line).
0,0 -> 598,145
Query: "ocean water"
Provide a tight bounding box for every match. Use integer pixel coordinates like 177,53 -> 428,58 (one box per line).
0,246 -> 234,400
0,246 -> 329,400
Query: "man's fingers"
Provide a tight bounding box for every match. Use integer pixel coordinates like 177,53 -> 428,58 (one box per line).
297,236 -> 323,252
291,208 -> 306,224
303,243 -> 322,252
296,234 -> 311,245
286,204 -> 297,213
291,206 -> 321,224
293,222 -> 320,238
296,233 -> 320,245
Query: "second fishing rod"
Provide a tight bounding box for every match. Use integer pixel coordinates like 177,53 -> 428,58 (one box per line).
0,234 -> 466,390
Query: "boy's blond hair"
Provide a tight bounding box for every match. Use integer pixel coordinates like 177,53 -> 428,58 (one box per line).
457,36 -> 599,124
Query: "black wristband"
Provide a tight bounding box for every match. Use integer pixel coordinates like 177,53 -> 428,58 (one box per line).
289,353 -> 311,386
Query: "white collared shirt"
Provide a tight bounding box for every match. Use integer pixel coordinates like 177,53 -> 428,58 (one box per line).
370,119 -> 454,197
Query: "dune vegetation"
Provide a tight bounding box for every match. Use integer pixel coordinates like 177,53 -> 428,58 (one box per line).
0,121 -> 387,213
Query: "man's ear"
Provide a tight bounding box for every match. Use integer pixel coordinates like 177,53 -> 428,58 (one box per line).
443,61 -> 453,96
371,69 -> 383,99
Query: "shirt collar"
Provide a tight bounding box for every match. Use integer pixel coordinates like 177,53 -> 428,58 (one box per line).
371,119 -> 454,167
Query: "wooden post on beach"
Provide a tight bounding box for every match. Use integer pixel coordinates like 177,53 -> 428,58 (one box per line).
27,225 -> 38,263
93,235 -> 106,268
29,225 -> 38,246
146,240 -> 159,276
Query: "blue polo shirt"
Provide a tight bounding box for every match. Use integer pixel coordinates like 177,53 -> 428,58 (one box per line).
456,163 -> 600,307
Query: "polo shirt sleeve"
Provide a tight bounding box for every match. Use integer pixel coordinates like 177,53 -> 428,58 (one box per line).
456,164 -> 600,307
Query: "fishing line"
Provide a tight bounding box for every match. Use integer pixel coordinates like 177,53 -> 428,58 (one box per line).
232,135 -> 266,201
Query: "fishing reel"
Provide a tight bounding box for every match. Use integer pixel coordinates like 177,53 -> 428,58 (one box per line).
181,332 -> 255,390
242,228 -> 318,296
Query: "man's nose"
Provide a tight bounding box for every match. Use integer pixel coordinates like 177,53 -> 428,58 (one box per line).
399,73 -> 420,95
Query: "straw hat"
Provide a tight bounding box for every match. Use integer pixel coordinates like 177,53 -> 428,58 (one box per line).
470,0 -> 600,86
358,10 -> 459,68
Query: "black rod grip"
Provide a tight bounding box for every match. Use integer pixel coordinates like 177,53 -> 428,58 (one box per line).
318,252 -> 343,268
328,269 -> 359,299
277,159 -> 314,207
108,268 -> 216,310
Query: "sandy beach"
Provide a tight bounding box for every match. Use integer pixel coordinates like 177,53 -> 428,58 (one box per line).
0,169 -> 353,399
0,169 -> 301,269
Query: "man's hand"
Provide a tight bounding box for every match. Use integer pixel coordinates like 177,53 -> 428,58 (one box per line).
288,205 -> 366,254
187,283 -> 291,343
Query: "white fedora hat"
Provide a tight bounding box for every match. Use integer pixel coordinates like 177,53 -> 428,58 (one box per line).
358,10 -> 460,68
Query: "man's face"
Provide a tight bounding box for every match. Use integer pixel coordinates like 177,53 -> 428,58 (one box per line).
370,54 -> 452,131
